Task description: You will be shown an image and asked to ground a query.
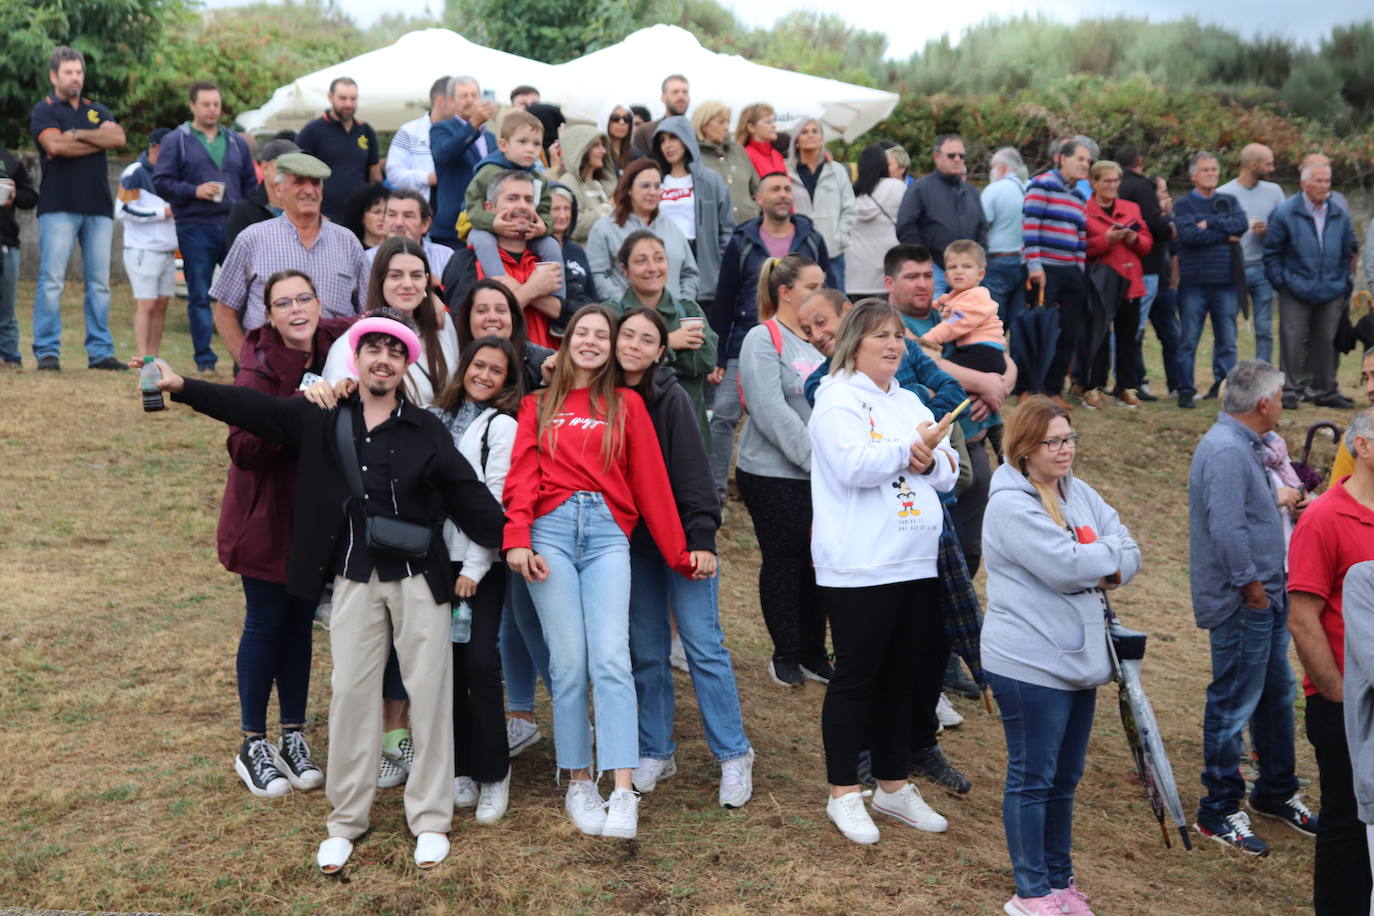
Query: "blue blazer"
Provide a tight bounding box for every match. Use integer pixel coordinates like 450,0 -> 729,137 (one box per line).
430,118 -> 495,243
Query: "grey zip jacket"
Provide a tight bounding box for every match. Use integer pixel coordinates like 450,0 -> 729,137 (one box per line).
1343,561 -> 1374,822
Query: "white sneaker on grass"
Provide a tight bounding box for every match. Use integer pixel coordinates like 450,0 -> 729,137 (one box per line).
670,635 -> 690,672
827,790 -> 880,844
565,779 -> 606,835
632,755 -> 677,792
453,775 -> 479,808
603,788 -> 640,839
719,748 -> 755,808
506,716 -> 542,757
936,693 -> 964,729
871,782 -> 948,833
475,772 -> 510,824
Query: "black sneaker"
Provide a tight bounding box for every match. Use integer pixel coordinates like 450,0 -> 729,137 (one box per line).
1247,793 -> 1318,837
768,659 -> 805,688
275,729 -> 324,791
1195,810 -> 1270,856
943,656 -> 982,699
235,736 -> 291,798
37,356 -> 60,371
88,356 -> 128,371
1178,391 -> 1196,409
1203,380 -> 1221,400
1282,393 -> 1299,410
910,745 -> 972,794
1314,393 -> 1355,410
799,655 -> 835,684
1136,384 -> 1158,402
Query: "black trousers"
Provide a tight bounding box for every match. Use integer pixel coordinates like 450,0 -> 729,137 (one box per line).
822,578 -> 942,785
452,560 -> 509,783
1306,695 -> 1372,915
1041,265 -> 1089,396
1087,296 -> 1142,392
737,469 -> 827,666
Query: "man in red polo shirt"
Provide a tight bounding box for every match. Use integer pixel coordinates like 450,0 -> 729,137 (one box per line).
1288,406 -> 1374,914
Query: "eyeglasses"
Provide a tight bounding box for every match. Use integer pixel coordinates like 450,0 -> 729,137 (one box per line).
1040,433 -> 1080,453
608,114 -> 631,124
270,292 -> 317,310
943,151 -> 965,159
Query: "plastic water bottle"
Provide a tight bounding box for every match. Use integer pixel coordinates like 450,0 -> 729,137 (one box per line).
450,601 -> 472,644
140,356 -> 165,412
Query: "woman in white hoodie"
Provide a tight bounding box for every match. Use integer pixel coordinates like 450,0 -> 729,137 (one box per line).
808,299 -> 959,846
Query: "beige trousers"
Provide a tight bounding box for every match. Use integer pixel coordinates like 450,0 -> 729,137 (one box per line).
325,571 -> 454,839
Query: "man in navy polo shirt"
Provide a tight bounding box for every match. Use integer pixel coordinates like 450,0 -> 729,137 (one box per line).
295,77 -> 379,224
29,46 -> 127,371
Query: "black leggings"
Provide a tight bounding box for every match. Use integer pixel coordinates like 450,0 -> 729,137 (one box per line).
822,578 -> 942,785
452,560 -> 509,783
1086,296 -> 1142,393
736,469 -> 826,666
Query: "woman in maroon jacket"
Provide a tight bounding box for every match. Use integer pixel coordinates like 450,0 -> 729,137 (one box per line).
220,268 -> 353,799
1082,160 -> 1153,408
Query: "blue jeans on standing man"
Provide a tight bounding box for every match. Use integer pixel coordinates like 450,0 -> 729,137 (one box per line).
0,244 -> 21,363
177,220 -> 227,370
983,255 -> 1025,330
1197,601 -> 1298,824
527,492 -> 636,772
32,212 -> 114,362
987,670 -> 1097,899
1243,262 -> 1275,365
1177,282 -> 1239,397
627,546 -> 751,763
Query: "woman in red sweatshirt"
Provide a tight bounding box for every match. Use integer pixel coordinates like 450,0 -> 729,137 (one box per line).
504,303 -> 710,841
737,102 -> 786,178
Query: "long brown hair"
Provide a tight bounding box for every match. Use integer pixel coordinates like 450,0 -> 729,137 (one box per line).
535,304 -> 626,469
366,236 -> 448,397
735,102 -> 774,145
432,336 -> 524,417
612,159 -> 661,227
1003,395 -> 1072,529
757,253 -> 817,322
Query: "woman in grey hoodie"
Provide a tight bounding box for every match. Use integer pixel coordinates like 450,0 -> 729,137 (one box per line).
981,395 -> 1141,916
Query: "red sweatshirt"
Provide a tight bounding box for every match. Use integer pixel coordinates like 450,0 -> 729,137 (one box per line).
745,139 -> 786,179
503,387 -> 694,577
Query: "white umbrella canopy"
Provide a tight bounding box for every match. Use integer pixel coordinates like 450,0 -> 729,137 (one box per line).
236,29 -> 556,134
549,25 -> 898,141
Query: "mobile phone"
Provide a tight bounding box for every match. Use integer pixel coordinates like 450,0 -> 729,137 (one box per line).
482,89 -> 495,102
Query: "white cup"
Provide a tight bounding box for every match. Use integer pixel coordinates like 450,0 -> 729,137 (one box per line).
679,316 -> 705,332
0,180 -> 13,207
209,181 -> 226,203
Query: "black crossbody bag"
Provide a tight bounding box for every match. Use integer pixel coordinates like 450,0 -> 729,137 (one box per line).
335,403 -> 433,562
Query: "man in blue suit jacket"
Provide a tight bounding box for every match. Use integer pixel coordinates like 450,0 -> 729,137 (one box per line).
430,76 -> 496,249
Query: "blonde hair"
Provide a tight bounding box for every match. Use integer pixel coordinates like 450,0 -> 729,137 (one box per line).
829,299 -> 904,375
534,305 -> 626,470
1003,395 -> 1072,529
756,254 -> 817,322
1089,159 -> 1122,182
943,239 -> 986,269
499,108 -> 543,142
692,101 -> 730,141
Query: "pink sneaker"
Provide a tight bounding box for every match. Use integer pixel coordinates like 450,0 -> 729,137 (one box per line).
1004,895 -> 1067,916
1051,877 -> 1095,916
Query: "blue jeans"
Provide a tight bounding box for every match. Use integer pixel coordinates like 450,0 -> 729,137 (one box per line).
988,670 -> 1096,899
1177,282 -> 1239,397
177,221 -> 227,369
627,546 -> 751,762
1198,601 -> 1298,822
500,570 -> 551,713
0,244 -> 20,363
237,575 -> 315,735
983,256 -> 1025,330
527,492 -> 636,772
1243,262 -> 1275,365
828,253 -> 846,292
33,212 -> 114,361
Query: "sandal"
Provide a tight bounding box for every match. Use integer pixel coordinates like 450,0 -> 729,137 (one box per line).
317,836 -> 353,875
414,831 -> 449,869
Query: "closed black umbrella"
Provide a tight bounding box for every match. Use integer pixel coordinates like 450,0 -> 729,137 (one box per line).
1010,280 -> 1059,392
1083,261 -> 1129,370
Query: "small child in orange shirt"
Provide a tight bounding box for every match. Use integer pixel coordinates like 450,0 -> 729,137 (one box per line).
918,239 -> 1006,374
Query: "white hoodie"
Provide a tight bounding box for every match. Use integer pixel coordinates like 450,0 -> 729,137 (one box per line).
808,369 -> 958,587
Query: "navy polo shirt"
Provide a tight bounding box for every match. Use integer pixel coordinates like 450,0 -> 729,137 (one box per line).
29,94 -> 115,216
295,111 -> 378,223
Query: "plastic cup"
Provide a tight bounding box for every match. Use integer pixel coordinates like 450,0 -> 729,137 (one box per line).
679,316 -> 705,332
0,180 -> 13,206
209,181 -> 226,202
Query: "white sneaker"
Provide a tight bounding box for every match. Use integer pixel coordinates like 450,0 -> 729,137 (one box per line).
565,779 -> 606,835
936,693 -> 965,729
313,602 -> 331,630
872,782 -> 948,833
413,831 -> 449,869
453,775 -> 479,808
827,790 -> 880,844
632,756 -> 677,793
475,771 -> 510,824
506,717 -> 542,757
719,748 -> 755,808
603,787 -> 640,839
670,635 -> 690,672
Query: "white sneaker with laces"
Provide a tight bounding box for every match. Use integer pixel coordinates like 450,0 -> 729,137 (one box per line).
827,790 -> 880,844
565,779 -> 606,835
719,748 -> 755,808
872,782 -> 948,833
603,787 -> 640,839
506,716 -> 542,757
453,775 -> 479,808
669,635 -> 689,672
936,693 -> 965,729
632,755 -> 677,793
475,771 -> 510,824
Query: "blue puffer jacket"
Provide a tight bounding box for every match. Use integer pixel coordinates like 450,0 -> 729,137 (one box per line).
1173,190 -> 1248,286
1263,193 -> 1358,304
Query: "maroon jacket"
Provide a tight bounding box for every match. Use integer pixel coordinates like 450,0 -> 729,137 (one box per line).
216,316 -> 354,582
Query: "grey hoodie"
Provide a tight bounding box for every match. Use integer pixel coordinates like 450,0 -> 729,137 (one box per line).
981,462 -> 1142,691
1344,561 -> 1374,822
652,116 -> 735,302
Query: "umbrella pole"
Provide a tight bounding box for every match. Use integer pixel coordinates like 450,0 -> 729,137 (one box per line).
1160,820 -> 1172,849
982,685 -> 995,715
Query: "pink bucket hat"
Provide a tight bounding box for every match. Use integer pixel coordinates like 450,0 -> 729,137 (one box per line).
346,316 -> 423,375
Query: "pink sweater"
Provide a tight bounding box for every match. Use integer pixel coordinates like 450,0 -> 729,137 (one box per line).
920,285 -> 1004,348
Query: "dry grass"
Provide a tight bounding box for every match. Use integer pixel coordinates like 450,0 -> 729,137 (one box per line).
1,284 -> 1354,914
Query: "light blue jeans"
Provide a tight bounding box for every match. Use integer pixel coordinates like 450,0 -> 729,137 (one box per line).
527,492 -> 636,772
500,570 -> 550,713
627,545 -> 751,762
1243,262 -> 1275,365
0,245 -> 20,363
33,212 -> 114,361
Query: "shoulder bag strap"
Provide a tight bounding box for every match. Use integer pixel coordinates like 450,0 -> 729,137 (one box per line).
334,403 -> 365,501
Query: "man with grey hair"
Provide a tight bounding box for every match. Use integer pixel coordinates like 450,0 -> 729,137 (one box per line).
1219,143 -> 1286,364
1288,406 -> 1374,909
431,76 -> 496,249
1263,160 -> 1359,410
980,147 -> 1027,328
896,133 -> 988,297
1189,359 -> 1312,857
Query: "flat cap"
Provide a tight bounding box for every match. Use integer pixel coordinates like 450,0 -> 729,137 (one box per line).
258,138 -> 299,162
274,152 -> 331,179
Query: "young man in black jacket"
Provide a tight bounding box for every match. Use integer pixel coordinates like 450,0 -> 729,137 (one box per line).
0,148 -> 39,368
145,310 -> 505,873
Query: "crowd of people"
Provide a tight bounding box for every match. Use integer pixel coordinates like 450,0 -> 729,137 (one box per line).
9,43 -> 1374,915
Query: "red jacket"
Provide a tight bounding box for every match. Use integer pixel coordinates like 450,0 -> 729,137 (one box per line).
1085,195 -> 1154,300
216,316 -> 354,582
502,387 -> 693,577
744,140 -> 786,179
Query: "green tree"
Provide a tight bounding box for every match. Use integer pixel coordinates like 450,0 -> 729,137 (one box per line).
443,0 -> 673,63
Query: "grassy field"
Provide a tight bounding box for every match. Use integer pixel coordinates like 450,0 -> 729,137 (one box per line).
0,283 -> 1356,914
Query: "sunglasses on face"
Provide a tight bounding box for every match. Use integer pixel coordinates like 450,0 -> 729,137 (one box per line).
608,114 -> 631,124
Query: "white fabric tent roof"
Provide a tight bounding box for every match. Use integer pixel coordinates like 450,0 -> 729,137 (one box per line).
550,25 -> 898,141
237,29 -> 555,134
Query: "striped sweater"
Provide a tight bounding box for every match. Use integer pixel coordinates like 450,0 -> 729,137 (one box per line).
1022,169 -> 1087,273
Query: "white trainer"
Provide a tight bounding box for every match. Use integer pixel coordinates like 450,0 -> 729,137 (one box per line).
506,717 -> 542,757
413,831 -> 449,869
827,790 -> 880,844
603,787 -> 640,839
632,755 -> 678,793
719,748 -> 755,808
872,782 -> 948,833
670,635 -> 690,672
565,779 -> 607,835
936,693 -> 965,729
453,775 -> 479,808
475,771 -> 510,824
